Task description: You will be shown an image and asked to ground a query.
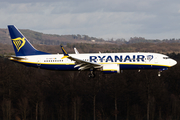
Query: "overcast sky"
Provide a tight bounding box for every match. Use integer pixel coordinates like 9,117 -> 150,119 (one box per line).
0,0 -> 180,40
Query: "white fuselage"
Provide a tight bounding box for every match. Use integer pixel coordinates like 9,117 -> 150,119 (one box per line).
11,52 -> 177,72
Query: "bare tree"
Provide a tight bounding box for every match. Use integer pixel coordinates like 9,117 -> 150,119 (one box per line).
18,98 -> 29,120
2,98 -> 11,120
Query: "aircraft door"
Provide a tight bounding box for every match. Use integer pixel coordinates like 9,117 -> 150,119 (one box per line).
154,55 -> 158,63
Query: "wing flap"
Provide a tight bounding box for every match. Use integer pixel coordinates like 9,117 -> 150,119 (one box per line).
74,63 -> 85,68
78,64 -> 91,70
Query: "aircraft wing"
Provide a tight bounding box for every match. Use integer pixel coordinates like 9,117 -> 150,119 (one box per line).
68,56 -> 101,70
61,46 -> 101,70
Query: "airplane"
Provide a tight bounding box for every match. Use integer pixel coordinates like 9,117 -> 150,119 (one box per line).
7,25 -> 177,78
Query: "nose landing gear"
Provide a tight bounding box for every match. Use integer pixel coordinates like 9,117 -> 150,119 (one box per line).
158,68 -> 168,77
158,70 -> 162,77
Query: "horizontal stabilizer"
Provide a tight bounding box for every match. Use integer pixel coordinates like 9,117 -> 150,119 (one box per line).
7,55 -> 27,60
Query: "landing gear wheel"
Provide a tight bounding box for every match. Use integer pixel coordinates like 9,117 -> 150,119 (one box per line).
158,73 -> 161,77
88,68 -> 95,78
158,71 -> 162,77
88,73 -> 95,78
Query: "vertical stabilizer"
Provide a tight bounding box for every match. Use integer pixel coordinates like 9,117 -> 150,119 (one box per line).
8,25 -> 49,56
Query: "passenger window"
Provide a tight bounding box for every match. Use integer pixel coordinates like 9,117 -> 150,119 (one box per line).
163,57 -> 169,59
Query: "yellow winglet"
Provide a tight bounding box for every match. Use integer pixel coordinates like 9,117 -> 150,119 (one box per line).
60,45 -> 69,59
61,56 -> 69,59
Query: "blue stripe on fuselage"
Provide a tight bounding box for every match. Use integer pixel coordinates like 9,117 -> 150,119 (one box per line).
13,60 -> 168,71
120,64 -> 168,70
13,61 -> 77,71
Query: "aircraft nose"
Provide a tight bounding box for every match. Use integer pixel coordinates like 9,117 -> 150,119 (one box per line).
169,59 -> 177,67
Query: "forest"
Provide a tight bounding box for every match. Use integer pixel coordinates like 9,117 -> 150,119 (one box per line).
1,28 -> 180,46
0,52 -> 180,120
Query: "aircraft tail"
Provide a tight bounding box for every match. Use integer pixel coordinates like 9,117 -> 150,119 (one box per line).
8,25 -> 50,56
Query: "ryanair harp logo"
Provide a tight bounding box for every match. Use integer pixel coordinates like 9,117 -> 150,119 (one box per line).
12,37 -> 26,52
147,55 -> 153,61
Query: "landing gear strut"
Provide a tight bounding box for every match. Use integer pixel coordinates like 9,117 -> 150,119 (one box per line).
89,68 -> 95,78
158,70 -> 162,77
158,68 -> 168,77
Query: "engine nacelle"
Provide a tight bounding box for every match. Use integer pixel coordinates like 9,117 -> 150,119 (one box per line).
101,64 -> 120,73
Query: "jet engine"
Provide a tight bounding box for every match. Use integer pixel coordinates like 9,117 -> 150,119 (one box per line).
101,64 -> 120,73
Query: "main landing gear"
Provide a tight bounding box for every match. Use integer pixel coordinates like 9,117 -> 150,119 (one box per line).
88,68 -> 95,78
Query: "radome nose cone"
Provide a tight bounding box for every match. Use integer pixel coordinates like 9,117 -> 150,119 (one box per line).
170,59 -> 177,66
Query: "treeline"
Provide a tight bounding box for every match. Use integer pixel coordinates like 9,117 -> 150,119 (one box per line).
0,53 -> 180,120
1,28 -> 180,46
0,29 -> 106,45
2,42 -> 180,56
127,37 -> 180,44
64,42 -> 180,54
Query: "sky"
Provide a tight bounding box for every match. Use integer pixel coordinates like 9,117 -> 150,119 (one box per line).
0,0 -> 180,40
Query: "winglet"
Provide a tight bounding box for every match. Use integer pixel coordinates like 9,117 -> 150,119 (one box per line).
74,48 -> 79,54
60,46 -> 69,59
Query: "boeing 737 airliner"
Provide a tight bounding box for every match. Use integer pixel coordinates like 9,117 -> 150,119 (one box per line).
8,25 -> 177,77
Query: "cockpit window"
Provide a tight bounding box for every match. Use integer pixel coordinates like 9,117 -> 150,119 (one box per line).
163,57 -> 169,59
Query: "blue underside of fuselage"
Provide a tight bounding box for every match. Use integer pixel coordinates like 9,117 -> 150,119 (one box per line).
120,64 -> 166,69
22,62 -> 78,71
14,61 -> 168,71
